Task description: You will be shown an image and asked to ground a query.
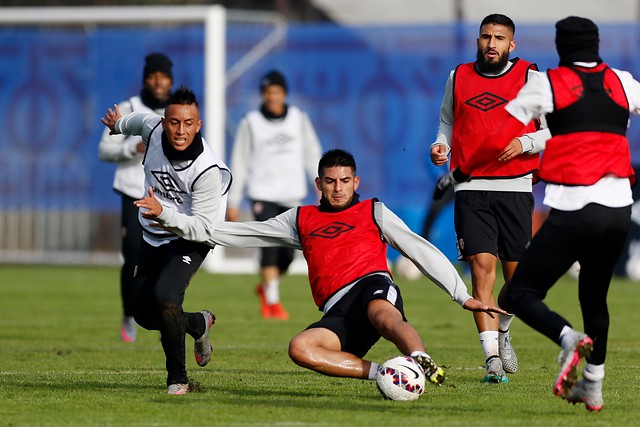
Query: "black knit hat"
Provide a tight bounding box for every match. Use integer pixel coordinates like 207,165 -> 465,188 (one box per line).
555,16 -> 602,66
143,53 -> 173,83
259,69 -> 287,93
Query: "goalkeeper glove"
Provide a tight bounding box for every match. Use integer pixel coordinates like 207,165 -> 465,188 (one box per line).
433,168 -> 470,200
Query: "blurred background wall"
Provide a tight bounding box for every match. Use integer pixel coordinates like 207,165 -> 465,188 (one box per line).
2,0 -> 640,273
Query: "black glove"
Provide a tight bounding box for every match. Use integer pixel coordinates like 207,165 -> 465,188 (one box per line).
433,168 -> 470,200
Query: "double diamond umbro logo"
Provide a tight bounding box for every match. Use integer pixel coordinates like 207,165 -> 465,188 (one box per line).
464,92 -> 508,111
151,171 -> 186,204
151,171 -> 186,194
310,222 -> 355,239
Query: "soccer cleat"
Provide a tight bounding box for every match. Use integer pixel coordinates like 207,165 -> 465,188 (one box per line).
256,285 -> 289,320
553,334 -> 593,398
194,310 -> 215,367
167,383 -> 189,395
498,329 -> 518,373
120,316 -> 137,343
268,302 -> 290,320
412,353 -> 446,385
255,285 -> 271,318
483,356 -> 508,383
565,379 -> 604,412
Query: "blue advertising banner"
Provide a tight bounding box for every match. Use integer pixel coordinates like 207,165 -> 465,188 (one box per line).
1,21 -> 640,259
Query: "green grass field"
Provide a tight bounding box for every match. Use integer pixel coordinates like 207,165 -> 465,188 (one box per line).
1,264 -> 639,426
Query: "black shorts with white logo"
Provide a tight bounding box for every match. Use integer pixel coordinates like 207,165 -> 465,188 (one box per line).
306,274 -> 406,358
251,200 -> 294,271
454,190 -> 533,261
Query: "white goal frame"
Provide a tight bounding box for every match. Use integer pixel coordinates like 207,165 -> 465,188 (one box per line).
0,6 -> 305,274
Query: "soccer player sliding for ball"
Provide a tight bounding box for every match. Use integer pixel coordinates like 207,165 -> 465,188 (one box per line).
208,148 -> 505,390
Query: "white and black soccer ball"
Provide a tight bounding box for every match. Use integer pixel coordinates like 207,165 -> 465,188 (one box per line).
376,355 -> 425,401
394,256 -> 422,281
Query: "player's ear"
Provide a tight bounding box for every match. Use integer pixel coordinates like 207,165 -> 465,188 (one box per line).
353,175 -> 360,190
315,176 -> 321,191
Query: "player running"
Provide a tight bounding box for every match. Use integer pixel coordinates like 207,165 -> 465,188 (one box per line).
101,87 -> 232,395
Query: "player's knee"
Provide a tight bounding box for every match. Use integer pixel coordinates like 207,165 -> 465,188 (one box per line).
505,286 -> 525,315
288,336 -> 313,368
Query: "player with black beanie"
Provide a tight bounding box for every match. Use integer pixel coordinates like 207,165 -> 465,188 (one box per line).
445,16 -> 640,411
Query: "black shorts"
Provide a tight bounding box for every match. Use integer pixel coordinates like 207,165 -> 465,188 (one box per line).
251,200 -> 295,271
306,275 -> 406,358
454,190 -> 533,261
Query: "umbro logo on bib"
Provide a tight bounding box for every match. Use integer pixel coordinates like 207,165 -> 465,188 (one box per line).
464,92 -> 508,112
151,171 -> 186,194
310,222 -> 355,239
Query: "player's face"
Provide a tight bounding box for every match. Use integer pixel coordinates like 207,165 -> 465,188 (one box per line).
262,85 -> 286,116
316,166 -> 360,210
144,71 -> 172,103
161,104 -> 202,151
476,23 -> 515,73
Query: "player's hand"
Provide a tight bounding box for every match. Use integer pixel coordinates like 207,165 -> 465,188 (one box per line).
497,138 -> 524,162
433,168 -> 469,200
462,298 -> 509,318
135,140 -> 146,154
430,144 -> 449,166
100,104 -> 122,135
135,187 -> 163,220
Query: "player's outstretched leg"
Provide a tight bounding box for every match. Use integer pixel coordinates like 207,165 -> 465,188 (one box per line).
194,310 -> 216,367
411,351 -> 446,385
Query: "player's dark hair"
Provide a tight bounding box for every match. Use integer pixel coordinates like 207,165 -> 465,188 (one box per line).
318,149 -> 356,177
167,86 -> 200,110
480,13 -> 515,35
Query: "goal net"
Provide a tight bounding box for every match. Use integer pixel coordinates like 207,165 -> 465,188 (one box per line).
0,5 -> 296,273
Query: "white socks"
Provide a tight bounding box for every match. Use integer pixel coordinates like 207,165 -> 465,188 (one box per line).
559,325 -> 582,349
263,278 -> 280,305
479,331 -> 499,360
498,313 -> 514,333
584,363 -> 605,382
368,362 -> 379,380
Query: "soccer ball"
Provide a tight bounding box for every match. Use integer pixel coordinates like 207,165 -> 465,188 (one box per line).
394,256 -> 422,281
376,356 -> 425,401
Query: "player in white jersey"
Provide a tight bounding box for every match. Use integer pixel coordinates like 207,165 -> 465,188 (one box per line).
227,70 -> 322,320
98,53 -> 173,342
101,86 -> 232,395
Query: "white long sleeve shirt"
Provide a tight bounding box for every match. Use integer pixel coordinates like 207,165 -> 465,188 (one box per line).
505,63 -> 640,211
432,61 -> 552,192
228,106 -> 322,208
114,112 -> 230,246
208,201 -> 473,311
